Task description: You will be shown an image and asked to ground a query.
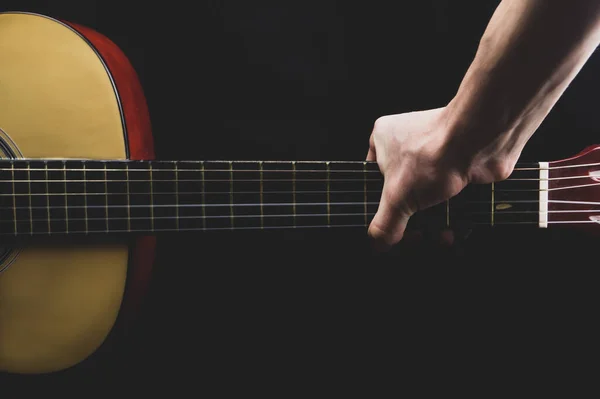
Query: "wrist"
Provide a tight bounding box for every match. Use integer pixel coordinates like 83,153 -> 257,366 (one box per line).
438,93 -> 523,183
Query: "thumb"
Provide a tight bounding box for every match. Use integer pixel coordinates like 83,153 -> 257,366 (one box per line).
368,181 -> 412,252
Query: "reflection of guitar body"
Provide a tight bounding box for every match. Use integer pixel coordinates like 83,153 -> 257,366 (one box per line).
1,11 -> 600,375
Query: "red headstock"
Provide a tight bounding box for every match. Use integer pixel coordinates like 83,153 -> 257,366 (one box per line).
545,145 -> 600,232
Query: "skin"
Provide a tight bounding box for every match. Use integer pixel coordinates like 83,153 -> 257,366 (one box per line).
367,0 -> 600,251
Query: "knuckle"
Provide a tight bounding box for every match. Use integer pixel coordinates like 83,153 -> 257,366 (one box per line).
368,132 -> 375,148
372,116 -> 390,133
487,159 -> 514,181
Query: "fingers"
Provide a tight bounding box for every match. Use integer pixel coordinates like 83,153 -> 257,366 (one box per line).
439,229 -> 455,246
366,147 -> 376,161
367,181 -> 412,252
366,135 -> 376,161
366,134 -> 415,252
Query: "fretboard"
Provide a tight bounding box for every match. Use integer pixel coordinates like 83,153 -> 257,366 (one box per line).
0,159 -> 540,236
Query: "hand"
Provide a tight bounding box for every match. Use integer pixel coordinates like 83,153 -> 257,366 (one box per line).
366,107 -> 470,251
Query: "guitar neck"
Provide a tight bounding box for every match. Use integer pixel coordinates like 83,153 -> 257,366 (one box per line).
0,159 -> 543,236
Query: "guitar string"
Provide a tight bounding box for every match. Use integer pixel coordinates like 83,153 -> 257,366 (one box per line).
0,224 -> 449,236
0,196 -> 595,207
0,207 -> 593,220
0,198 -> 591,228
0,166 -> 597,180
0,162 -> 597,174
0,179 -> 595,192
0,164 -> 595,219
0,189 -> 382,196
1,219 -> 598,236
0,164 -> 597,188
0,201 -> 594,229
0,164 -> 595,229
0,158 -> 599,171
0,196 -> 595,206
0,203 -> 593,214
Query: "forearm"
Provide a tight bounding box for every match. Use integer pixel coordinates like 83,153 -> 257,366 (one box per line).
444,0 -> 600,175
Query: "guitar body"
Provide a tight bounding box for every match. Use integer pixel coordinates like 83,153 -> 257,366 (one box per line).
0,12 -> 155,374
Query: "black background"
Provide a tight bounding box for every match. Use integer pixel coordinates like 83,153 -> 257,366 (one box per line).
1,0 -> 599,388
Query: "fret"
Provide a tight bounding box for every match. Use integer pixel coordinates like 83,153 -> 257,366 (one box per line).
46,160 -> 68,233
229,161 -> 234,229
84,161 -> 109,233
149,162 -> 155,232
64,160 -> 86,234
11,161 -> 17,235
201,161 -> 206,230
363,162 -> 381,227
26,161 -> 50,234
294,162 -> 328,226
492,167 -> 539,225
176,161 -> 205,231
230,161 -> 261,229
292,161 -> 296,228
83,162 -> 88,233
150,161 -> 177,231
106,161 -> 128,232
45,161 -> 51,234
445,174 -> 539,228
10,161 -> 32,235
125,162 -> 131,231
63,161 -> 69,233
328,162 -> 372,226
262,162 -> 297,227
363,161 -> 368,226
175,162 -> 179,230
259,161 -> 264,229
27,161 -> 32,233
202,161 -> 233,229
0,162 -> 16,235
128,161 -> 153,232
104,162 -> 109,232
326,162 -> 331,225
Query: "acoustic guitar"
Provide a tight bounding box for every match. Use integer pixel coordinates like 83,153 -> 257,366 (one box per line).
0,11 -> 597,375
